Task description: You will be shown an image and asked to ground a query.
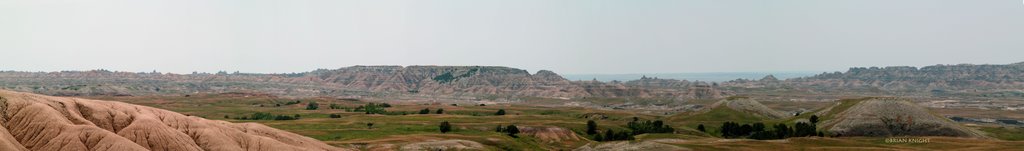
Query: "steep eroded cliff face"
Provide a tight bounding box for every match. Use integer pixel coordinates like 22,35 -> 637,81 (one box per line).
0,90 -> 347,151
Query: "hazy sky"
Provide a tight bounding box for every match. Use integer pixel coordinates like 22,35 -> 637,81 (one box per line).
1,0 -> 1022,74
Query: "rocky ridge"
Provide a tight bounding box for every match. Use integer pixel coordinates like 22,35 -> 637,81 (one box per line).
727,62 -> 1024,95
0,66 -> 719,100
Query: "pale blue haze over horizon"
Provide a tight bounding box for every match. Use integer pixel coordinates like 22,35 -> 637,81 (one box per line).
1,0 -> 1022,75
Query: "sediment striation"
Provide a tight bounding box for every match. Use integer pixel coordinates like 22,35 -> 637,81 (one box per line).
0,90 -> 346,151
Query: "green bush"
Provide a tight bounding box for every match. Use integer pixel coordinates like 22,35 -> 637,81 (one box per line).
439,121 -> 452,133
306,102 -> 319,110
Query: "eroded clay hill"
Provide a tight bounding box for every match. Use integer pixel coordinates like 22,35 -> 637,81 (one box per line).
699,99 -> 788,119
821,98 -> 985,138
0,90 -> 346,151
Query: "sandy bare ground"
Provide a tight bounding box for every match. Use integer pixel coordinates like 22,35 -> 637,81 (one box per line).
0,90 -> 348,151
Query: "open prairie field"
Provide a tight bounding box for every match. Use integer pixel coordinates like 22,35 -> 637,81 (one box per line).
82,94 -> 1023,150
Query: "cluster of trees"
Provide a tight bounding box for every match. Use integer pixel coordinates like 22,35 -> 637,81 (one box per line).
432,72 -> 458,84
432,69 -> 478,84
718,115 -> 824,140
494,124 -> 521,137
586,120 -> 599,135
594,129 -> 634,141
439,121 -> 452,133
418,108 -> 445,114
626,118 -> 675,135
306,102 -> 319,110
585,118 -> 676,142
719,122 -> 763,138
234,112 -> 300,121
354,103 -> 391,114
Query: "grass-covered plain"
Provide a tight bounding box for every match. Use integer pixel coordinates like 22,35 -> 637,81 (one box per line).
86,94 -> 659,150
85,94 -> 1024,150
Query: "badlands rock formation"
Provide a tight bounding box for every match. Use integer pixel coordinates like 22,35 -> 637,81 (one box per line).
0,90 -> 345,151
573,141 -> 690,151
728,62 -> 1024,95
307,66 -> 589,98
0,66 -> 719,100
397,140 -> 485,151
719,99 -> 788,119
518,126 -> 583,143
699,99 -> 788,119
822,98 -> 984,137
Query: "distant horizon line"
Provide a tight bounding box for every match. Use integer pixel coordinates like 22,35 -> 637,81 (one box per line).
2,61 -> 1020,75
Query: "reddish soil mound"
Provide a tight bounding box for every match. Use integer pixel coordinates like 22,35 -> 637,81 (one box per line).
0,90 -> 347,151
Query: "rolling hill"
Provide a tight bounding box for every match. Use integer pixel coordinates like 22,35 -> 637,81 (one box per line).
0,90 -> 345,151
815,98 -> 985,138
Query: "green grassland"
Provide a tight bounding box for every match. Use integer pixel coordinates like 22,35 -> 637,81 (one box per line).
86,94 -> 661,150
85,94 -> 1023,150
977,126 -> 1024,141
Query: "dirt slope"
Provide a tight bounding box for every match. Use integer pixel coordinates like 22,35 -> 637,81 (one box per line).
694,99 -> 788,119
822,98 -> 985,138
519,126 -> 584,143
0,90 -> 347,151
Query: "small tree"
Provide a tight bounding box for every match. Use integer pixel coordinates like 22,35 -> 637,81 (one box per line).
809,115 -> 820,124
586,120 -> 599,135
329,114 -> 342,118
697,124 -> 706,132
495,125 -> 505,132
439,121 -> 452,133
436,108 -> 445,114
306,101 -> 319,110
419,108 -> 431,114
367,123 -> 374,129
495,109 -> 506,115
505,125 -> 520,137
